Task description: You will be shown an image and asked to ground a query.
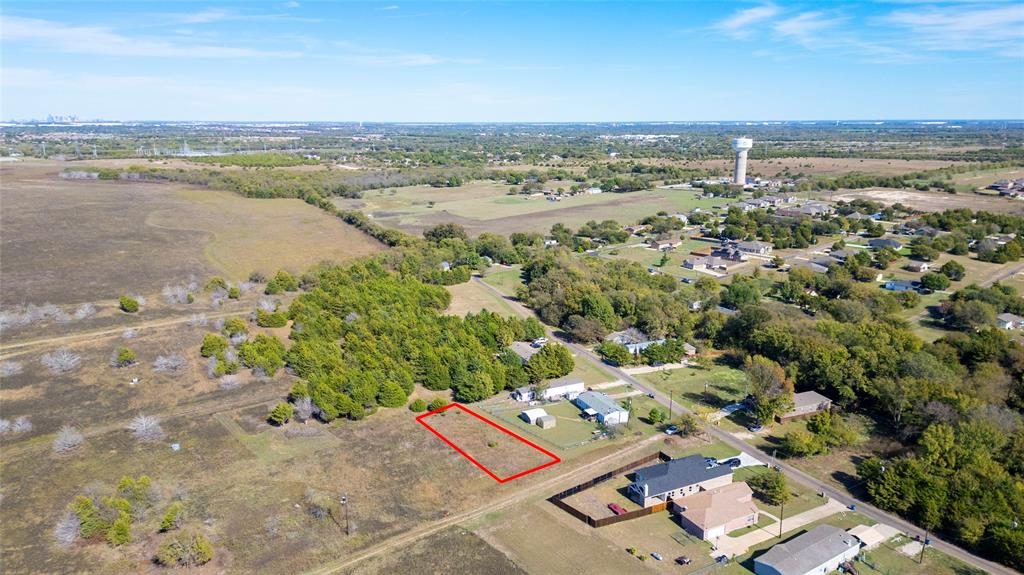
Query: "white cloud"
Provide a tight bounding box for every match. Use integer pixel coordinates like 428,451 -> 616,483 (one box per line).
331,41 -> 479,67
283,1 -> 301,8
883,4 -> 1024,55
773,12 -> 847,41
713,4 -> 779,38
379,5 -> 400,11
0,16 -> 301,58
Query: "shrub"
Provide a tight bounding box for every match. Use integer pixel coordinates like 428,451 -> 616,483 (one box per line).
155,532 -> 214,567
127,415 -> 165,442
222,317 -> 248,337
106,511 -> 132,546
265,270 -> 299,294
377,381 -> 408,408
200,333 -> 228,358
53,425 -> 84,453
110,347 -> 137,368
71,496 -> 108,539
268,402 -> 294,426
255,309 -> 288,328
239,334 -> 286,376
427,397 -> 447,412
40,348 -> 82,374
153,353 -> 187,373
160,502 -> 183,532
119,296 -> 139,313
409,398 -> 427,412
228,286 -> 241,299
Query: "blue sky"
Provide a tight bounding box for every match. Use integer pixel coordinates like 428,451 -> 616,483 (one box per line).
2,1 -> 1022,121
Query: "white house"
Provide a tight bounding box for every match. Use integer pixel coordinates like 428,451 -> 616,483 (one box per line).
754,525 -> 860,575
512,379 -> 585,402
997,312 -> 1024,330
575,391 -> 629,426
584,187 -> 603,195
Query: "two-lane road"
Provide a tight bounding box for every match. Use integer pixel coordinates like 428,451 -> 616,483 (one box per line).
472,275 -> 1017,575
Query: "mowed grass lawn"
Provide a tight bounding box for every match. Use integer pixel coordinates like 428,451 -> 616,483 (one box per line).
485,400 -> 602,450
639,363 -> 749,411
482,266 -> 525,296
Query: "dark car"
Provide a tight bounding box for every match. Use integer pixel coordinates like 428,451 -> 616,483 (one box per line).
675,556 -> 692,565
608,503 -> 628,516
720,457 -> 742,468
716,555 -> 730,564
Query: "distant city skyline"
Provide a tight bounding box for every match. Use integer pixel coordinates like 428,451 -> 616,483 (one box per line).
2,1 -> 1022,121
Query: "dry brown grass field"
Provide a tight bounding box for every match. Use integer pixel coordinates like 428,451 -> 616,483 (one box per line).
0,160 -> 383,307
827,187 -> 1024,214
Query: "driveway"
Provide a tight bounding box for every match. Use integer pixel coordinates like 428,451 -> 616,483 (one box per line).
712,499 -> 848,558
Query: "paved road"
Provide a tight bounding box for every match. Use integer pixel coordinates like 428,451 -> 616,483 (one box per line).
473,276 -> 1017,575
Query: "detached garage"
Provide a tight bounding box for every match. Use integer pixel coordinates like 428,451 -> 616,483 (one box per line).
520,408 -> 548,425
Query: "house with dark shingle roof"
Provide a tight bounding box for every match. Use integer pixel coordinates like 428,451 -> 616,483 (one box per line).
628,454 -> 733,507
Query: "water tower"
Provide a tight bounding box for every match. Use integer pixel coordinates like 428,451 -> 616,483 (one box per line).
731,137 -> 753,186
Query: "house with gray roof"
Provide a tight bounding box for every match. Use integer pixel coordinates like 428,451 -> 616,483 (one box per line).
754,524 -> 860,575
868,237 -> 903,250
997,312 -> 1024,330
574,391 -> 629,426
627,454 -> 733,507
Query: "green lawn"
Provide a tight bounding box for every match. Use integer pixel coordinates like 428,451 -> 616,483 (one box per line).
639,362 -> 749,411
482,266 -> 525,297
727,514 -> 777,537
734,465 -> 829,518
484,400 -> 601,451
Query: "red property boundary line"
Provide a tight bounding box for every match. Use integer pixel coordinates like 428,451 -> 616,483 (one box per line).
415,403 -> 561,483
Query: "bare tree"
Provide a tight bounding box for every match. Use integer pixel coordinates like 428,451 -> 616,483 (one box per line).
40,348 -> 82,374
210,288 -> 228,308
213,318 -> 225,332
0,361 -> 24,377
237,281 -> 255,294
186,313 -> 208,327
218,375 -> 241,390
52,511 -> 80,548
0,419 -> 10,434
229,333 -> 248,346
12,416 -> 32,433
53,426 -> 84,453
121,328 -> 139,340
257,298 -> 278,312
162,285 -> 192,305
127,415 -> 165,442
293,397 -> 314,422
73,303 -> 97,320
153,354 -> 187,374
304,489 -> 329,520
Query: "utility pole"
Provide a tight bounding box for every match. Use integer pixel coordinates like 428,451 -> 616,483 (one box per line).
918,529 -> 928,564
340,494 -> 350,535
778,500 -> 785,539
669,390 -> 674,420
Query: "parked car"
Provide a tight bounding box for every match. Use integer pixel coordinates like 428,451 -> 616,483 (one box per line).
651,552 -> 663,561
748,424 -> 764,433
647,392 -> 656,398
720,457 -> 742,468
716,555 -> 730,564
531,337 -> 548,347
664,425 -> 679,435
675,556 -> 692,565
608,503 -> 628,516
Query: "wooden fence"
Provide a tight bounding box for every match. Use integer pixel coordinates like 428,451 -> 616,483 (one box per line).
548,450 -> 672,528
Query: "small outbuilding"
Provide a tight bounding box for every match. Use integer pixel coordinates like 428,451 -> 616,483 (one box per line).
520,408 -> 548,425
536,414 -> 557,429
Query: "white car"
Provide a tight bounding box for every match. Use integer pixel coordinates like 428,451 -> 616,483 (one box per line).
531,337 -> 548,347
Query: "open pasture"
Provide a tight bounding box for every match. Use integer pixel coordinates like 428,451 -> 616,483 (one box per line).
0,161 -> 383,307
417,404 -> 560,481
335,180 -> 735,236
642,157 -> 964,178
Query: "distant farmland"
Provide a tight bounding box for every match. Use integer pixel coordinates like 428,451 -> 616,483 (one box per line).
0,161 -> 384,306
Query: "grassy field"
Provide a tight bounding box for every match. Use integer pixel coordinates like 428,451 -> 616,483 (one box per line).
485,400 -> 604,452
334,180 -> 738,236
445,278 -> 520,317
638,362 -> 749,412
950,165 -> 1024,191
0,161 -> 383,306
482,266 -> 526,297
828,187 -> 1024,215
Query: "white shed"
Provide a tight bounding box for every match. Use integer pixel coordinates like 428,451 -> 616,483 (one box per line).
520,408 -> 548,425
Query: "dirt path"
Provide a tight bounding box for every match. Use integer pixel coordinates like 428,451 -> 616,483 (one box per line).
0,309 -> 240,357
301,435 -> 664,575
